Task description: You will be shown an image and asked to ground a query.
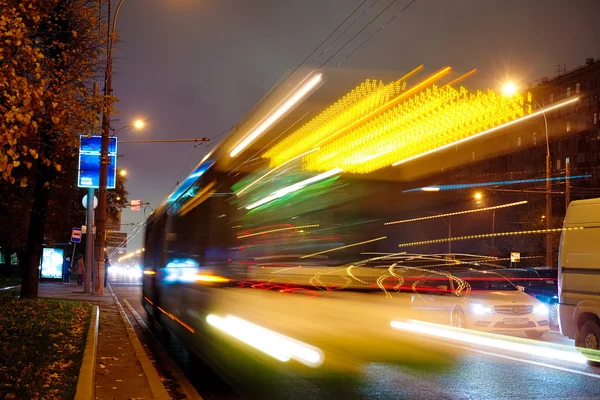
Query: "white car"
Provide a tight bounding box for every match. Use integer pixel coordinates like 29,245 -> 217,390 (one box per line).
410,270 -> 550,338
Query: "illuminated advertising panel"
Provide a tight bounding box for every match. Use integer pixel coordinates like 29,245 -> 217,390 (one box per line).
40,248 -> 64,279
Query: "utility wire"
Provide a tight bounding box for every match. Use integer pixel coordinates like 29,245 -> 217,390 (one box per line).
233,0 -> 371,130
316,0 -> 400,70
177,143 -> 199,186
329,0 -> 419,72
312,0 -> 378,65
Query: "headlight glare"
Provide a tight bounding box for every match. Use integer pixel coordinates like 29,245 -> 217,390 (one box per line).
471,303 -> 493,315
534,303 -> 549,315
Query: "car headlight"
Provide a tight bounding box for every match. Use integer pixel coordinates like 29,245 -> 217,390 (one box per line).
534,303 -> 549,316
470,303 -> 493,315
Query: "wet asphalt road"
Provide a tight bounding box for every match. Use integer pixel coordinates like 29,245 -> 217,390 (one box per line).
110,280 -> 600,400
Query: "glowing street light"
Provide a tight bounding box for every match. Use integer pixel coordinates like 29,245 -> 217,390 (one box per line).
133,119 -> 145,129
502,81 -> 518,96
474,192 -> 483,201
119,169 -> 127,177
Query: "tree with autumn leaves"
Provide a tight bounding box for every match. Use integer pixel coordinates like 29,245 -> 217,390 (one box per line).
0,0 -> 111,298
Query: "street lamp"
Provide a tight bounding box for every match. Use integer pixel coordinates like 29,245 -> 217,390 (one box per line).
502,81 -> 552,267
474,192 -> 483,201
119,169 -> 127,177
501,82 -> 517,96
112,119 -> 146,136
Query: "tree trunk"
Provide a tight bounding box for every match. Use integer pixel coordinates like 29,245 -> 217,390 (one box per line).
20,163 -> 52,299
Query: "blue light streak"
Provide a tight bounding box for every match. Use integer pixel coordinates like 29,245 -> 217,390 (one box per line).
404,175 -> 591,192
163,160 -> 214,205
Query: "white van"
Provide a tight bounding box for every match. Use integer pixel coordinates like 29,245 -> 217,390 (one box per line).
558,198 -> 600,350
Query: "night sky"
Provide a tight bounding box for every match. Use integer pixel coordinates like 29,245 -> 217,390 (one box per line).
112,0 -> 600,250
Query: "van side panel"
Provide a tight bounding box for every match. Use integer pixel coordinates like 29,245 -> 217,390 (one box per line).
558,198 -> 600,340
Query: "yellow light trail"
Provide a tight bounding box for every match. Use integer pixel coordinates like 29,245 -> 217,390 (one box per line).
392,97 -> 579,166
179,181 -> 216,216
397,227 -> 584,248
441,68 -> 477,88
302,77 -> 525,174
236,148 -> 320,196
300,236 -> 387,259
263,65 -> 426,167
385,200 -> 528,226
195,274 -> 230,283
311,66 -> 449,148
237,224 -> 320,239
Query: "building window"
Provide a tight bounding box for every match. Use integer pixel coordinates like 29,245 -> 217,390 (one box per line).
567,87 -> 571,97
550,93 -> 554,103
556,159 -> 561,170
586,97 -> 590,107
594,113 -> 598,125
517,137 -> 522,147
533,132 -> 537,145
567,122 -> 571,132
576,83 -> 581,94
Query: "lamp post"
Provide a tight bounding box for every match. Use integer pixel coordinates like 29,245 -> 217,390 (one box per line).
502,82 -> 552,267
535,100 -> 552,268
96,0 -> 126,295
111,119 -> 145,136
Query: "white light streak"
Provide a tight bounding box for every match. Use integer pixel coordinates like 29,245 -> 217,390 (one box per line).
390,319 -> 588,364
230,74 -> 323,158
245,168 -> 342,210
207,314 -> 324,367
236,147 -> 320,196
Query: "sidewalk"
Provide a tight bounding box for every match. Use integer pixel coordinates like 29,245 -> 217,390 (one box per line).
39,283 -> 161,399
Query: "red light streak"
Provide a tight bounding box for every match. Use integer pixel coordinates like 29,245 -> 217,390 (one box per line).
157,306 -> 195,333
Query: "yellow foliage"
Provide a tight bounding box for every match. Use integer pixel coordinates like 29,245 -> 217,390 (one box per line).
0,0 -> 109,186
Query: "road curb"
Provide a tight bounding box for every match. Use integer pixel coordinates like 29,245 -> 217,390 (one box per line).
0,284 -> 20,291
75,304 -> 99,400
108,284 -> 171,400
122,298 -> 203,400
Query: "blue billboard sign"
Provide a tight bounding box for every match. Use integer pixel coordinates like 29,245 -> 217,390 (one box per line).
78,136 -> 117,189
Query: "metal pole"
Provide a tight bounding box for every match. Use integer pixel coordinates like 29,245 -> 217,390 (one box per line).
96,0 -> 125,295
84,188 -> 94,293
546,154 -> 553,267
70,242 -> 77,282
536,100 -> 553,268
565,158 -> 571,208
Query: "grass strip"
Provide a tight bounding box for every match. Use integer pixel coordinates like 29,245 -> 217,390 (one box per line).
0,294 -> 91,399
